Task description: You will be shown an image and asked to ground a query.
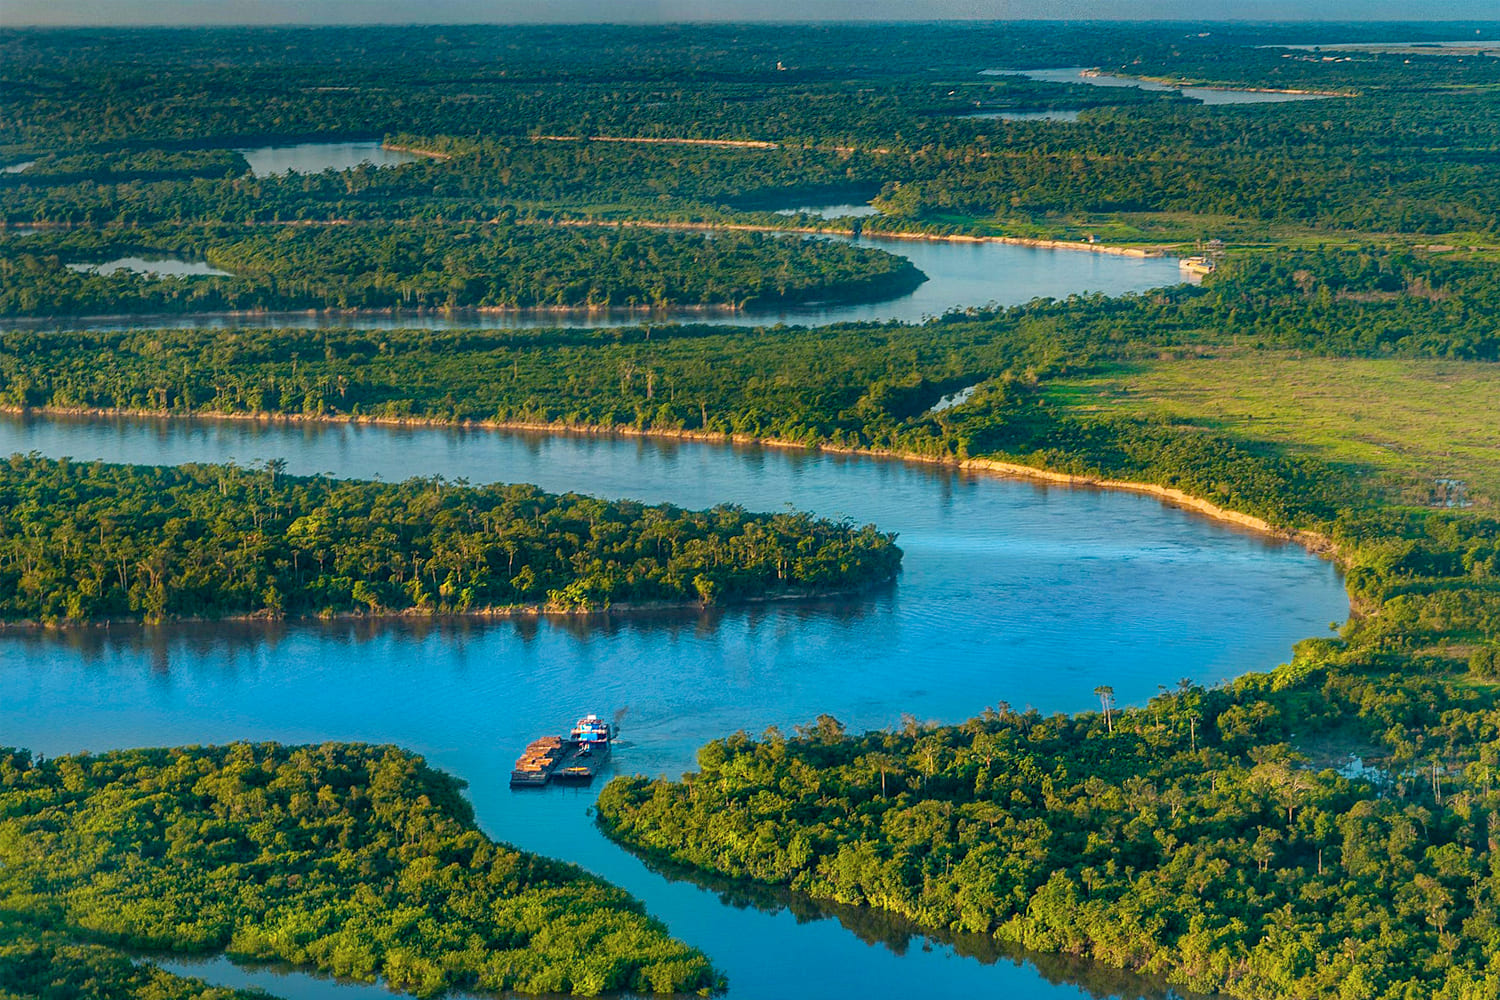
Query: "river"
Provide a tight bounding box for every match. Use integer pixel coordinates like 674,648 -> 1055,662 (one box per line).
1,413 -> 1346,999
0,232 -> 1187,334
982,68 -> 1337,105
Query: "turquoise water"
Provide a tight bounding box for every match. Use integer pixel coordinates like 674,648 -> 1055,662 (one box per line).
1,413 -> 1343,999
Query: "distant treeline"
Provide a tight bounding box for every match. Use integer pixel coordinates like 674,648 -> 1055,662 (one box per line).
0,454 -> 901,625
0,742 -> 719,995
4,24 -> 1500,240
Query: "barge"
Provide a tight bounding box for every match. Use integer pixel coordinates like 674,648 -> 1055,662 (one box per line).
510,714 -> 614,787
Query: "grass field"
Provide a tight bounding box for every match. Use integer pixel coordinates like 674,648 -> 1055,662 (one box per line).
1048,351 -> 1500,509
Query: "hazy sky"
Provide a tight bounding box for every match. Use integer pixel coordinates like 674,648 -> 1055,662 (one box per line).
6,2 -> 1499,28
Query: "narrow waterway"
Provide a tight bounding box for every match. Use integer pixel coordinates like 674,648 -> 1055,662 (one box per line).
982,67 -> 1338,105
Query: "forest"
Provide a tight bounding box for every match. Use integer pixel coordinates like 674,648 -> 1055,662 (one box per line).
0,742 -> 718,995
0,917 -> 265,1000
5,21 -> 1500,258
0,454 -> 900,625
4,19 -> 1500,1000
0,224 -> 923,317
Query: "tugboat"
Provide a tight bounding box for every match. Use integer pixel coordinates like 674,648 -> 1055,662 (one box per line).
553,714 -> 614,782
510,714 -> 615,787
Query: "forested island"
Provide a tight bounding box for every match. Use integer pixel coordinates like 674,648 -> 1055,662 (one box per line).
3,18 -> 1500,1000
0,454 -> 900,625
0,743 -> 718,995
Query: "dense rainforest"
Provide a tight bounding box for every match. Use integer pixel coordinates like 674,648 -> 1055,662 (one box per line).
4,21 -> 1500,258
0,742 -> 718,995
0,454 -> 899,625
4,19 -> 1500,1000
0,917 -> 265,1000
0,224 -> 924,317
3,242 -> 1491,998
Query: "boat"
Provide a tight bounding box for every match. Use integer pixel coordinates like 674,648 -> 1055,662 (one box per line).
510,714 -> 615,787
509,734 -> 564,787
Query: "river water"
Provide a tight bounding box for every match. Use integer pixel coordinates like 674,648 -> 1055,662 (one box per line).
65,256 -> 232,278
2,412 -> 1346,999
0,233 -> 1187,334
237,141 -> 426,176
982,68 -> 1337,105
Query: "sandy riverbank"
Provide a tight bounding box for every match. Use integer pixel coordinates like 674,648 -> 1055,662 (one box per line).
527,216 -> 1173,259
0,405 -> 1334,560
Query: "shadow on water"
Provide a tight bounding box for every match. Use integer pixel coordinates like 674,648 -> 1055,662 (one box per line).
156,950 -> 697,1000
0,587 -> 890,673
629,853 -> 1219,1000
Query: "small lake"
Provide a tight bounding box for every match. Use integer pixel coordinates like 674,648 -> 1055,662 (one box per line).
1,160 -> 35,174
65,256 -> 232,278
962,110 -> 1082,122
3,412 -> 1345,1000
774,203 -> 881,218
1273,39 -> 1500,55
983,68 -> 1336,105
6,233 -> 1186,333
237,141 -> 426,176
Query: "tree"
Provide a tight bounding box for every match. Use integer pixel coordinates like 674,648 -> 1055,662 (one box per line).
1094,685 -> 1115,734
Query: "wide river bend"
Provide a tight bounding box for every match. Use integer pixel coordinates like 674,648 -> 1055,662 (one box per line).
1,412 -> 1347,999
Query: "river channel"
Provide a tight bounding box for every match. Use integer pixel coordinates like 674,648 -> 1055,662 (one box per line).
1,232 -> 1187,334
2,411 -> 1347,999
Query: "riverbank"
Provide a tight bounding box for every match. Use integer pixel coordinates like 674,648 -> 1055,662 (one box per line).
0,403 -> 1337,563
0,570 -> 898,633
527,215 -> 1175,259
378,142 -> 451,161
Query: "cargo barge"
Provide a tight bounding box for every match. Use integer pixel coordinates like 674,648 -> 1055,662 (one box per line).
510,714 -> 614,787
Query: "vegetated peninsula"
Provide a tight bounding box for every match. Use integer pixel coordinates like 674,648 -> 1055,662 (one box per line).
0,918 -> 266,1000
0,743 -> 719,996
0,454 -> 901,625
0,223 -> 926,318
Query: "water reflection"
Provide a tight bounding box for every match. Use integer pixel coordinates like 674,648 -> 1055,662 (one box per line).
637,854 -> 1217,1000
0,233 -> 1185,333
3,412 -> 1344,1000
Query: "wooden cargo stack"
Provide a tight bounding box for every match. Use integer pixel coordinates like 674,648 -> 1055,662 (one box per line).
509,735 -> 565,786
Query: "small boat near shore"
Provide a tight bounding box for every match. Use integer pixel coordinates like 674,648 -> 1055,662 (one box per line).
510,714 -> 615,787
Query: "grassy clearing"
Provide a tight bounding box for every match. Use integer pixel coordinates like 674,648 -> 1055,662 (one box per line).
1048,351 -> 1500,508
